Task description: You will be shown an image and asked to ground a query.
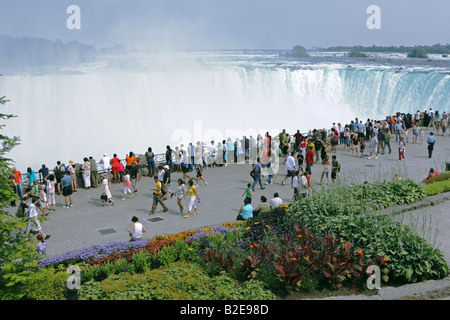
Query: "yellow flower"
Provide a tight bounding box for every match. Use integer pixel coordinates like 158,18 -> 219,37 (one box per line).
254,222 -> 259,225
246,227 -> 251,230
265,225 -> 270,228
187,248 -> 193,251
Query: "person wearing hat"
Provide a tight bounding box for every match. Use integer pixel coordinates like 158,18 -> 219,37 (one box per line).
101,172 -> 114,206
67,160 -> 78,192
162,164 -> 174,200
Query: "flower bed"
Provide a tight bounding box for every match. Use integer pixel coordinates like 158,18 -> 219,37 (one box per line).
29,179 -> 449,299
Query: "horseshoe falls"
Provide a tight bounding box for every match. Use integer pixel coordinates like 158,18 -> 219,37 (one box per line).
1,50 -> 449,170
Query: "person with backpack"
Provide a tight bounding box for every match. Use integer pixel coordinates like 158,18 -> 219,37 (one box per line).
54,161 -> 65,194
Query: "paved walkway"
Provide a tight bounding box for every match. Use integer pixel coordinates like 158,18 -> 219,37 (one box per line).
6,127 -> 450,299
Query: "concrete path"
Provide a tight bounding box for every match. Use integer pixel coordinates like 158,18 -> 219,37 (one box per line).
6,127 -> 450,299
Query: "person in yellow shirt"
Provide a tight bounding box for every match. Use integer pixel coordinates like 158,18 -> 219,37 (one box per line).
149,176 -> 168,215
184,179 -> 200,218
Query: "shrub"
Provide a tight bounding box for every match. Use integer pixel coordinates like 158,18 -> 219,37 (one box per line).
22,267 -> 69,300
422,179 -> 450,196
78,261 -> 275,300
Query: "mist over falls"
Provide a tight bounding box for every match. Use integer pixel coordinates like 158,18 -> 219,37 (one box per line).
0,47 -> 449,171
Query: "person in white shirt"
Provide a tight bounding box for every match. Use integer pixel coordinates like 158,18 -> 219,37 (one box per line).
292,170 -> 300,201
282,152 -> 296,186
268,192 -> 283,208
25,198 -> 51,240
100,153 -> 112,173
127,216 -> 146,241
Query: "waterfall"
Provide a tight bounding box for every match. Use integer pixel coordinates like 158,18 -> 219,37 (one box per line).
1,53 -> 449,170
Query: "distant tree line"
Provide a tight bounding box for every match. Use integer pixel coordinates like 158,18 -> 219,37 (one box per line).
313,44 -> 450,55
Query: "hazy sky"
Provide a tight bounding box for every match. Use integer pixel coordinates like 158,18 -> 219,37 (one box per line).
0,0 -> 449,50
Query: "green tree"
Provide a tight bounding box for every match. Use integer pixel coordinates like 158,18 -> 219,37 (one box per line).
407,47 -> 429,58
0,83 -> 41,300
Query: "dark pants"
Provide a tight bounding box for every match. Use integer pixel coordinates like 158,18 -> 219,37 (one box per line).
428,143 -> 434,158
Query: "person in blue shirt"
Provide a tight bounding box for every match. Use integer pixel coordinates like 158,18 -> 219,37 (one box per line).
60,172 -> 73,208
427,132 -> 437,158
236,197 -> 253,220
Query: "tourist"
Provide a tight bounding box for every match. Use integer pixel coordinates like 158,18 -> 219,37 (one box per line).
175,178 -> 187,214
252,195 -> 271,217
44,174 -> 56,211
162,165 -> 175,200
61,172 -> 73,208
181,151 -> 193,180
221,140 -> 227,166
81,157 -> 91,190
242,183 -> 255,204
36,234 -> 48,256
331,129 -> 339,153
282,152 -> 296,186
174,146 -> 182,172
184,179 -> 200,218
368,133 -> 378,160
303,169 -> 313,198
398,137 -> 406,161
26,167 -> 37,187
38,184 -> 48,217
101,173 -> 114,206
292,170 -> 300,201
130,161 -> 139,193
441,115 -> 448,136
89,156 -> 100,188
25,198 -> 51,240
149,176 -> 168,215
100,153 -> 111,174
236,197 -> 253,221
251,157 -> 265,191
427,132 -> 436,158
320,155 -> 330,184
165,145 -> 173,171
351,132 -> 359,157
30,180 -> 40,203
12,167 -> 23,199
296,151 -> 304,173
395,121 -> 403,142
359,137 -> 366,158
383,128 -> 392,154
110,153 -> 121,183
195,165 -> 208,187
419,129 -> 425,145
421,168 -> 440,184
145,147 -> 156,177
67,160 -> 78,192
188,142 -> 195,169
127,216 -> 146,241
268,192 -> 283,208
226,137 -> 234,165
331,155 -> 341,184
38,164 -> 49,187
121,169 -> 134,200
305,145 -> 314,173
377,127 -> 385,155
343,128 -> 351,152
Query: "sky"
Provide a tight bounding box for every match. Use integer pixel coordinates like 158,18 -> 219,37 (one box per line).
0,0 -> 449,50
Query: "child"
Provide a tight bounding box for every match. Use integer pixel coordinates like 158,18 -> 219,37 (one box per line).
39,185 -> 48,217
242,183 -> 255,204
398,137 -> 405,161
403,129 -> 409,143
419,129 -> 425,145
36,234 -> 48,256
195,166 -> 208,187
359,138 -> 366,158
121,169 -> 134,200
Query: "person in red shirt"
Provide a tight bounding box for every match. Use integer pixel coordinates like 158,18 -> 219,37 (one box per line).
305,146 -> 314,173
12,167 -> 23,199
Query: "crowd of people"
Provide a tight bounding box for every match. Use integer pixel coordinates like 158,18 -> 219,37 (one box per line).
9,108 -> 448,248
